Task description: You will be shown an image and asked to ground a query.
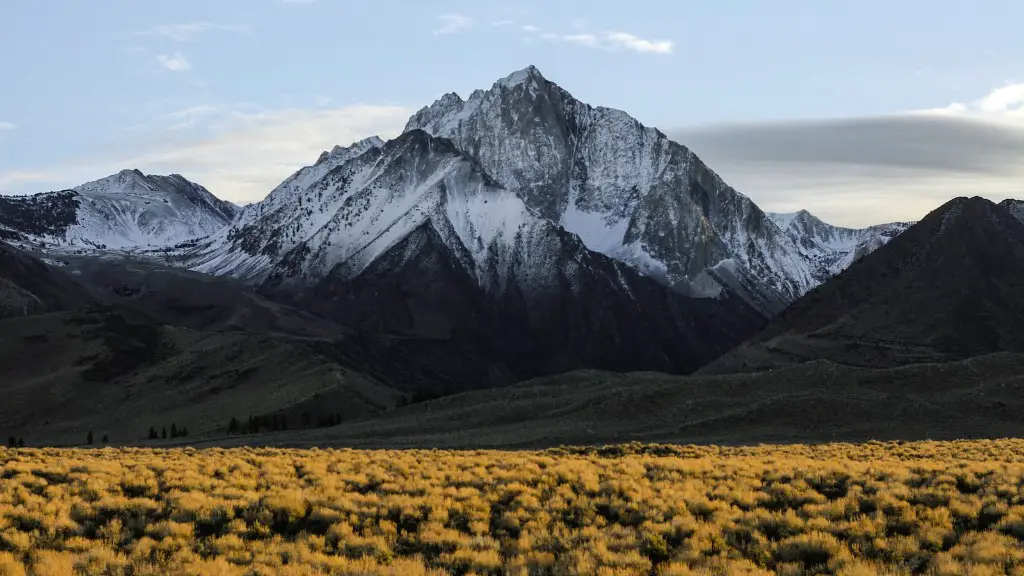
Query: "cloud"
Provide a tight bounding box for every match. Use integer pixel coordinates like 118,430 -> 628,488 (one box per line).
604,32 -> 674,54
0,122 -> 15,131
0,105 -> 413,204
131,22 -> 248,42
433,14 -> 473,36
491,20 -> 514,27
157,52 -> 191,72
563,33 -> 600,49
976,83 -> 1024,114
666,85 -> 1024,227
161,105 -> 222,130
520,25 -> 674,55
911,82 -> 1024,123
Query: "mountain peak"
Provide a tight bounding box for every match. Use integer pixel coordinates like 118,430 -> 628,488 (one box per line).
496,65 -> 546,88
999,198 -> 1024,223
706,194 -> 1024,374
768,209 -> 824,230
929,196 -> 1002,223
436,92 -> 464,107
116,168 -> 146,181
316,136 -> 386,165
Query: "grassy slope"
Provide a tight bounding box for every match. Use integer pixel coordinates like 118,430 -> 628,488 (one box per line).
0,309 -> 401,446
174,352 -> 1024,449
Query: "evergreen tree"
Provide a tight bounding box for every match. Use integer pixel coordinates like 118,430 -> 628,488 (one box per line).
148,427 -> 158,440
101,434 -> 109,444
170,423 -> 178,439
180,426 -> 188,437
6,436 -> 15,448
228,417 -> 239,434
16,439 -> 24,448
86,431 -> 94,445
161,427 -> 167,440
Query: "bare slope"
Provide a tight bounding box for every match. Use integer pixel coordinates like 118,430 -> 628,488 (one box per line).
179,352 -> 1024,449
0,242 -> 94,318
0,309 -> 401,446
701,196 -> 1024,374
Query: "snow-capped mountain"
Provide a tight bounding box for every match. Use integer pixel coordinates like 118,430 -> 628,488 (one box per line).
1000,199 -> 1024,223
187,129 -> 765,377
0,170 -> 236,250
404,66 -> 905,314
767,210 -> 912,282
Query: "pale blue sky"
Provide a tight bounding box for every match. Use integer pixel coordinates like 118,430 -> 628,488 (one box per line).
2,0 -> 1023,225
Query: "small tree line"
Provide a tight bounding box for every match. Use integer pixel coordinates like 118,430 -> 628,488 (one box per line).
7,432 -> 110,448
226,412 -> 344,436
147,423 -> 189,441
86,431 -> 108,445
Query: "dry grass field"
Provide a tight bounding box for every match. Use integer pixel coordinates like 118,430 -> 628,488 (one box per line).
4,441 -> 1024,575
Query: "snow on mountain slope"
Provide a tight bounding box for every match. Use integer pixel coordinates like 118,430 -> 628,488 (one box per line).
767,210 -> 912,280
187,129 -> 766,377
0,170 -> 236,250
404,65 -> 876,314
192,130 -> 586,293
1000,199 -> 1024,223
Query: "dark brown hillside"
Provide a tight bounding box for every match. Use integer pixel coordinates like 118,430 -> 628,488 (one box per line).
702,196 -> 1024,374
0,241 -> 94,318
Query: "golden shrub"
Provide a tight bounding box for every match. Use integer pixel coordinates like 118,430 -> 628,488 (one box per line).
3,440 -> 1024,573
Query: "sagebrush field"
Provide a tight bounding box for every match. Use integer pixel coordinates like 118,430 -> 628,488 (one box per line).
3,441 -> 1024,575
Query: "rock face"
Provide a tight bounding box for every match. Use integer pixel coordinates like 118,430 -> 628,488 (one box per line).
190,129 -> 766,381
702,197 -> 1024,374
767,210 -> 912,285
0,170 -> 236,250
1000,198 -> 1024,223
404,66 -> 902,314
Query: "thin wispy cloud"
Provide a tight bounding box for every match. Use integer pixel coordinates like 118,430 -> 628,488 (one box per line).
432,14 -> 473,36
0,122 -> 15,131
162,105 -> 221,130
563,33 -> 600,49
131,22 -> 248,42
0,104 -> 413,204
520,25 -> 674,55
157,52 -> 191,72
604,32 -> 674,54
491,20 -> 514,27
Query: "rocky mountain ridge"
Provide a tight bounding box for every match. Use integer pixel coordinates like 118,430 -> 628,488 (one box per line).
404,66 -> 904,314
0,169 -> 236,251
186,128 -> 766,380
703,196 -> 1024,374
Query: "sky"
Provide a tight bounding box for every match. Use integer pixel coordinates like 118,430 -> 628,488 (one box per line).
2,0 -> 1023,227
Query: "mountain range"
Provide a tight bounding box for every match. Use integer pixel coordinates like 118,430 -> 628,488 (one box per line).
0,169 -> 236,251
1,65 -> 1019,447
702,195 -> 1024,374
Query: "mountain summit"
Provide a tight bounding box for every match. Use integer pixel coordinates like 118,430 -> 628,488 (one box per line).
188,124 -> 766,384
405,65 -> 896,314
0,170 -> 236,250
